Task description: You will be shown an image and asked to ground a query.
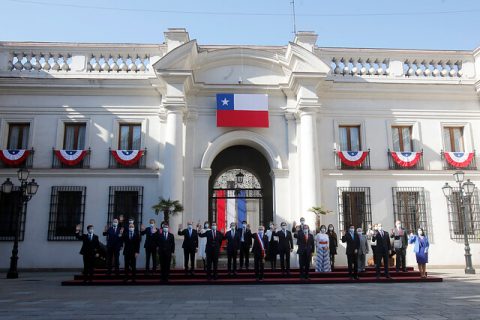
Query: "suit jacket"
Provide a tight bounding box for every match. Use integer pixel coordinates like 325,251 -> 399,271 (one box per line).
141,226 -> 160,249
341,232 -> 360,255
358,234 -> 369,254
408,235 -> 429,254
199,229 -> 224,253
372,230 -> 391,254
225,229 -> 241,253
122,230 -> 141,256
276,229 -> 293,252
237,227 -> 252,247
251,233 -> 269,257
157,232 -> 175,254
177,228 -> 199,251
391,227 -> 408,249
296,232 -> 315,255
76,232 -> 101,256
103,226 -> 123,250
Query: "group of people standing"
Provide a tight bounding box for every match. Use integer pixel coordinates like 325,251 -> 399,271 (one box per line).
75,216 -> 430,283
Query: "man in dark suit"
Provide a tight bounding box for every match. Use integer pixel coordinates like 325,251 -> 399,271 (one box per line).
276,222 -> 294,275
372,223 -> 392,279
341,225 -> 361,280
102,218 -> 123,276
140,219 -> 159,275
225,222 -> 241,276
199,222 -> 224,280
297,224 -> 315,280
238,220 -> 252,270
75,224 -> 101,283
122,223 -> 141,282
158,224 -> 175,282
178,221 -> 198,275
252,226 -> 269,281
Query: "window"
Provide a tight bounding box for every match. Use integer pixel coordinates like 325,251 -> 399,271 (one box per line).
0,188 -> 26,241
108,186 -> 143,226
392,126 -> 413,152
63,123 -> 86,150
339,125 -> 361,151
338,187 -> 372,233
119,124 -> 141,150
443,127 -> 464,152
447,188 -> 480,242
48,186 -> 86,241
392,187 -> 427,234
7,123 -> 30,149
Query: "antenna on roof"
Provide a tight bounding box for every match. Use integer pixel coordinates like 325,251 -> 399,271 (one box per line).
291,0 -> 297,35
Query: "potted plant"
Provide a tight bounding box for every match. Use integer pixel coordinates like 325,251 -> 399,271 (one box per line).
151,198 -> 184,226
308,206 -> 332,233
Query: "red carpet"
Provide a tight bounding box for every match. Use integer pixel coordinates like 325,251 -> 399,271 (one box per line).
61,267 -> 442,286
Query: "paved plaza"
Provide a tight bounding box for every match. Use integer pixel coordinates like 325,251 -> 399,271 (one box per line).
0,269 -> 479,320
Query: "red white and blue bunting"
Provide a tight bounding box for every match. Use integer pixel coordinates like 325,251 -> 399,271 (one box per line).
337,151 -> 368,166
390,151 -> 422,167
444,152 -> 474,168
111,150 -> 144,166
0,149 -> 30,166
54,150 -> 87,166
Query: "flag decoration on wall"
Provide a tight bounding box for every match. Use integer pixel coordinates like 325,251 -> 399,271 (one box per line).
444,152 -> 474,168
111,150 -> 144,166
390,151 -> 422,167
216,93 -> 269,127
337,151 -> 369,167
0,149 -> 30,166
54,150 -> 87,166
215,189 -> 247,232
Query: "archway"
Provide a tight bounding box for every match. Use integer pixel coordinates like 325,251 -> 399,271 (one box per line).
208,145 -> 273,231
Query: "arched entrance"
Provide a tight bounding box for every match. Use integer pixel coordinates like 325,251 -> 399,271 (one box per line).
208,145 -> 273,231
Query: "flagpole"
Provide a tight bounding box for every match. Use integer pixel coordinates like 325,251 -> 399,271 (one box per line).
291,0 -> 297,35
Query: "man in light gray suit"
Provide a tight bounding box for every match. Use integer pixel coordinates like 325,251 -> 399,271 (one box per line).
357,228 -> 369,273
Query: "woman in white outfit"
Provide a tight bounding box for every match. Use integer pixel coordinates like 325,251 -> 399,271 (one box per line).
315,225 -> 331,272
198,221 -> 210,271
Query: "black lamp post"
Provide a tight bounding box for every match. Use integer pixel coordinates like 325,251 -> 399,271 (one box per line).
1,167 -> 39,279
442,171 -> 476,275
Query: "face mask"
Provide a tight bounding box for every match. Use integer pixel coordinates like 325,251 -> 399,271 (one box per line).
304,229 -> 308,234
396,224 -> 401,228
374,226 -> 378,231
212,226 -> 217,230
418,230 -> 423,236
378,226 -> 383,231
163,228 -> 168,233
88,229 -> 93,234
204,224 -> 209,228
300,220 -> 305,225
321,228 -> 326,233
281,226 -> 286,230
259,230 -> 264,235
188,225 -> 193,230
349,228 -> 355,233
242,224 -> 247,228
230,225 -> 235,230
112,223 -> 118,227
357,231 -> 363,235
129,228 -> 134,232
270,225 -> 274,229
328,227 -> 333,231
150,223 -> 155,228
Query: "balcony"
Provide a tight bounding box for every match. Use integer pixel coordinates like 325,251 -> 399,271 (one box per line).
388,149 -> 424,170
52,148 -> 91,169
441,150 -> 477,170
0,148 -> 34,169
109,148 -> 147,169
334,149 -> 371,170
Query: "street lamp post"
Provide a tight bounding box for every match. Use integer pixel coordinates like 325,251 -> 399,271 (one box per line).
1,167 -> 39,279
442,171 -> 476,275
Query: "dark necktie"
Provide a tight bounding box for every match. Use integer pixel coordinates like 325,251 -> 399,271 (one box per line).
129,232 -> 132,239
213,231 -> 216,239
165,233 -> 167,240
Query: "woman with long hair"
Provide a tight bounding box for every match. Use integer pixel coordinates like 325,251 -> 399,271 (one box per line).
326,224 -> 338,270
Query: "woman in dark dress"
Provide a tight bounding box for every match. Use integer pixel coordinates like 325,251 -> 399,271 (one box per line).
326,224 -> 338,270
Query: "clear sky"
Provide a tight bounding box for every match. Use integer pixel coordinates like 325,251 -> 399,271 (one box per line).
1,0 -> 479,50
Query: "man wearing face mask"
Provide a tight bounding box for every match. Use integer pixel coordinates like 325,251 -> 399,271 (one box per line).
157,224 -> 175,282
297,224 -> 315,280
277,222 -> 293,276
140,219 -> 160,275
372,223 -> 392,279
292,217 -> 306,236
266,222 -> 279,271
341,225 -> 360,280
122,223 -> 141,282
238,220 -> 252,271
252,226 -> 269,281
103,218 -> 123,276
225,222 -> 241,276
178,221 -> 199,276
199,222 -> 224,280
75,224 -> 101,283
357,228 -> 369,273
390,220 -> 408,272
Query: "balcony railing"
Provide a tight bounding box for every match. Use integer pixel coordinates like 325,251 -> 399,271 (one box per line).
441,150 -> 477,170
52,148 -> 91,169
109,148 -> 147,169
334,149 -> 371,170
0,148 -> 34,169
388,149 -> 424,170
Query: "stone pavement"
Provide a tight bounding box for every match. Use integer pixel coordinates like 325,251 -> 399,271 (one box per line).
0,269 -> 479,320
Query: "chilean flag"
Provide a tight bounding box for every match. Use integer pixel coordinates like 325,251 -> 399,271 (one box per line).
216,93 -> 269,128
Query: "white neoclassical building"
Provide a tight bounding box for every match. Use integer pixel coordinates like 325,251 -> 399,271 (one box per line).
0,28 -> 479,269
